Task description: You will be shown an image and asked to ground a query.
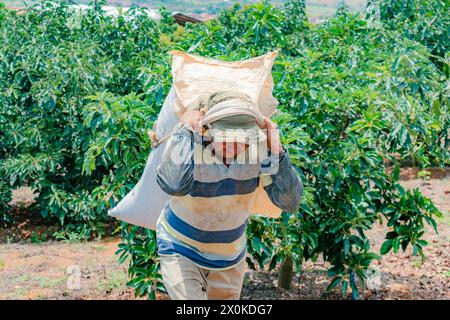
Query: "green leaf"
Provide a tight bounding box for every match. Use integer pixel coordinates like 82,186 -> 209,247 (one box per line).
327,276 -> 342,291
380,240 -> 393,255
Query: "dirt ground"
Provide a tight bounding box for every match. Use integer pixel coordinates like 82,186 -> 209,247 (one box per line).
0,168 -> 448,300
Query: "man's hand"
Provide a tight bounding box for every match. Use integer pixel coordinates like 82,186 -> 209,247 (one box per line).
179,109 -> 204,132
261,117 -> 284,155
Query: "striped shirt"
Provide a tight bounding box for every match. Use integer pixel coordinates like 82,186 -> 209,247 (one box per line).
155,123 -> 302,270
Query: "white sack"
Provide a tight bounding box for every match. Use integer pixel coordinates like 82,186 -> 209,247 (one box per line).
108,50 -> 282,230
170,49 -> 280,117
107,87 -> 179,230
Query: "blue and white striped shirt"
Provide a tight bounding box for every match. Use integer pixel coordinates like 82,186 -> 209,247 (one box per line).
155,123 -> 302,270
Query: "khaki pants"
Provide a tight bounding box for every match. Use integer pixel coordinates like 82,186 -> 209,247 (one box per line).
159,253 -> 247,300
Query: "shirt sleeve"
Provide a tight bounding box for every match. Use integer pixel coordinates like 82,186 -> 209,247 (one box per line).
156,122 -> 195,196
261,149 -> 304,212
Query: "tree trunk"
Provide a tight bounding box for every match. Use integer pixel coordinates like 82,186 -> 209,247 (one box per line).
278,254 -> 293,289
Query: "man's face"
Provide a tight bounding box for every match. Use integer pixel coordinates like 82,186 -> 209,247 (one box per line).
211,141 -> 249,160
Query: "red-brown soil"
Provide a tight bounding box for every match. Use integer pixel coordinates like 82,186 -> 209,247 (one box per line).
0,168 -> 448,300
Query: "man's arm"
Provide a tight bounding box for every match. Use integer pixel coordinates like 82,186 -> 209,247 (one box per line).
261,149 -> 303,212
156,122 -> 195,196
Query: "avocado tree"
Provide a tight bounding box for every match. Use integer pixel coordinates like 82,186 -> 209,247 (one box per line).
117,2 -> 446,299
367,0 -> 450,73
0,0 -> 165,237
0,0 -> 446,299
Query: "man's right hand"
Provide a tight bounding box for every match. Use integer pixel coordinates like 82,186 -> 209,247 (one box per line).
179,109 -> 204,132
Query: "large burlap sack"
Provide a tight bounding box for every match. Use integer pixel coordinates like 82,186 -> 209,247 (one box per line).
170,49 -> 280,117
108,50 -> 282,230
170,50 -> 283,219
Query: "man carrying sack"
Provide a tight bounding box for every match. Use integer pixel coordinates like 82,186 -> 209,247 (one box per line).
155,90 -> 303,300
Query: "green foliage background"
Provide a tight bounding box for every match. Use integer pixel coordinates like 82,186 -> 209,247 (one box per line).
0,0 -> 448,298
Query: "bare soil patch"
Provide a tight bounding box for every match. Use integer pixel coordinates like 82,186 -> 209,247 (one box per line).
1,169 -> 448,300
